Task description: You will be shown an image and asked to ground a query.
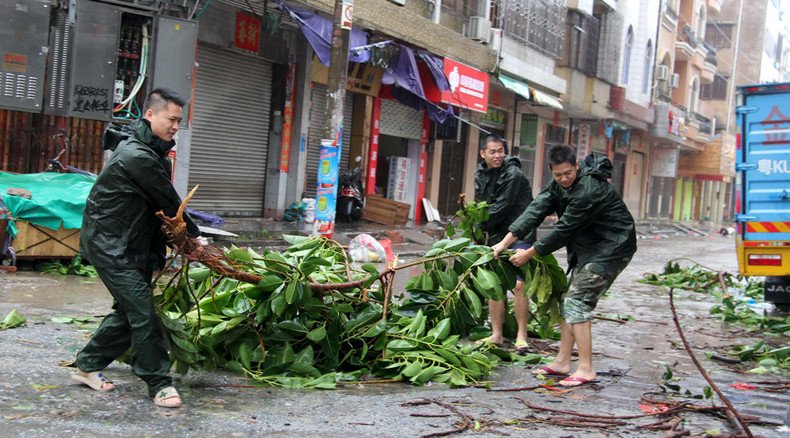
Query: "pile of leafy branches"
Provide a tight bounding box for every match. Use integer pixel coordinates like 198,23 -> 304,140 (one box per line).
155,234 -> 566,388
640,260 -> 789,374
38,255 -> 97,278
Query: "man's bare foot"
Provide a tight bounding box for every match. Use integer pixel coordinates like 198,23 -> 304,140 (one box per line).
531,363 -> 571,376
474,335 -> 503,346
558,370 -> 598,387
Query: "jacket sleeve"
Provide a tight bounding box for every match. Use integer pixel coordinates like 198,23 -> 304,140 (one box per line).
507,185 -> 556,240
125,150 -> 201,237
481,168 -> 521,232
532,180 -> 605,256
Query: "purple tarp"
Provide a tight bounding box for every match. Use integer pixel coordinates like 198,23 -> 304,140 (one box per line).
281,4 -> 370,66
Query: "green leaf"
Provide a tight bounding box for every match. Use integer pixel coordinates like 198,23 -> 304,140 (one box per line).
227,248 -> 253,263
401,361 -> 423,377
284,282 -> 298,305
387,339 -> 417,351
462,287 -> 483,319
282,234 -> 312,245
258,275 -> 283,292
171,335 -> 198,353
446,224 -> 456,238
703,386 -> 713,399
427,318 -> 452,341
50,316 -> 74,324
0,310 -> 26,330
307,325 -> 327,342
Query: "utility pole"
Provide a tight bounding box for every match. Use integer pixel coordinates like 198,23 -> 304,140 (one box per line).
314,0 -> 354,237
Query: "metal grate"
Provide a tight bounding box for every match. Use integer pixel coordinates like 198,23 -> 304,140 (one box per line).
492,0 -> 566,59
379,99 -> 423,140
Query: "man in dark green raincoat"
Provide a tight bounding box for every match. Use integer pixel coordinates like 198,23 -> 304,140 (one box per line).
474,135 -> 535,350
72,88 -> 200,408
492,144 -> 636,387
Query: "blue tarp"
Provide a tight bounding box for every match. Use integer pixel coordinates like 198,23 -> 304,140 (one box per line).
0,172 -> 96,232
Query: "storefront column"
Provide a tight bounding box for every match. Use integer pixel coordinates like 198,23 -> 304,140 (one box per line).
286,40 -> 314,204
462,117 -> 479,203
427,140 -> 443,208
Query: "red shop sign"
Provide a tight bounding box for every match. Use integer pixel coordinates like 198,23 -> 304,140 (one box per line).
235,11 -> 261,53
441,58 -> 488,113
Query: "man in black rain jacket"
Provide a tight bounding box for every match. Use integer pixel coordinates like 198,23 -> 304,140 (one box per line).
474,135 -> 535,351
72,88 -> 199,408
492,144 -> 636,387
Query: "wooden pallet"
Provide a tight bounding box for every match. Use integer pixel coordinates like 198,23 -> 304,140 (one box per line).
362,196 -> 410,226
13,220 -> 80,259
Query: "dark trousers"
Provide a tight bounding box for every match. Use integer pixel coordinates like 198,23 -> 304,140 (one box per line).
75,267 -> 172,397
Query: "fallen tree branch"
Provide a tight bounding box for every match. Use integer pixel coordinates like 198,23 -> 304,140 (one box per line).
668,288 -> 754,438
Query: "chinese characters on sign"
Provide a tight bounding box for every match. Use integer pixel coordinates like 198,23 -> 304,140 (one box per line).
757,159 -> 790,176
280,64 -> 297,172
235,12 -> 261,53
441,58 -> 489,113
576,123 -> 591,158
71,85 -> 110,114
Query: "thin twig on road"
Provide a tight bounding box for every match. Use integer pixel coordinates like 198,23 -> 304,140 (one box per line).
668,287 -> 754,438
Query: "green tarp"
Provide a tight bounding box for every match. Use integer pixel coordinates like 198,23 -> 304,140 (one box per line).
0,172 -> 96,233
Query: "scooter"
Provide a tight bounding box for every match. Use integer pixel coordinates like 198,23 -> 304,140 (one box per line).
337,157 -> 364,222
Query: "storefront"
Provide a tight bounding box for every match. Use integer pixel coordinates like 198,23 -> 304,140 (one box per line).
374,99 -> 425,218
186,2 -> 286,215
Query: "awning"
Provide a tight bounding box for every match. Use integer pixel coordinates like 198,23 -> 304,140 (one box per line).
530,89 -> 563,109
498,74 -> 530,99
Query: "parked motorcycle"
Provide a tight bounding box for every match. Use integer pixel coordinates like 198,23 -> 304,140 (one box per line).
337,157 -> 364,222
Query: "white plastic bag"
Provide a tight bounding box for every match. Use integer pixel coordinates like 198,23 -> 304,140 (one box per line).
348,233 -> 387,263
303,198 -> 316,223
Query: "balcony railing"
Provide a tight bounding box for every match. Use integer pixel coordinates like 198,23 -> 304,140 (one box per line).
692,112 -> 713,135
702,41 -> 717,66
493,0 -> 567,59
677,22 -> 698,49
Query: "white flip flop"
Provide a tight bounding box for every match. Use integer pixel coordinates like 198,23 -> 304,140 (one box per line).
153,386 -> 182,408
71,370 -> 114,392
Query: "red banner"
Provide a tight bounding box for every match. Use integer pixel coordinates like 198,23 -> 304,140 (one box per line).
441,58 -> 488,113
366,97 -> 381,195
235,12 -> 260,53
280,63 -> 297,172
415,112 -> 429,223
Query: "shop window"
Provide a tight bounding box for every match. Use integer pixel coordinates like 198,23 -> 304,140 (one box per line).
519,114 -> 539,146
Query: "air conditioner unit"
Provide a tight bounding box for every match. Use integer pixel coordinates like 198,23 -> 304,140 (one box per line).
467,16 -> 491,43
669,73 -> 680,88
655,65 -> 670,81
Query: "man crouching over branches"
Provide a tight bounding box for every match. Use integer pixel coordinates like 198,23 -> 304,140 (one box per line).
72,88 -> 200,407
492,144 -> 636,387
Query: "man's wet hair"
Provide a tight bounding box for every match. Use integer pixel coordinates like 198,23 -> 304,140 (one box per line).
480,135 -> 509,155
547,144 -> 577,169
144,88 -> 186,113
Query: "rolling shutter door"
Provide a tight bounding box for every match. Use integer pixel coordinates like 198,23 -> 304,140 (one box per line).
304,83 -> 354,198
379,99 -> 422,139
188,44 -> 272,215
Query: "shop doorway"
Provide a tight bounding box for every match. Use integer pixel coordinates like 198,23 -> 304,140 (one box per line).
438,127 -> 468,217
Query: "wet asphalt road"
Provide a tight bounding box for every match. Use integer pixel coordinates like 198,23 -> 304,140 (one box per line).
0,234 -> 788,437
